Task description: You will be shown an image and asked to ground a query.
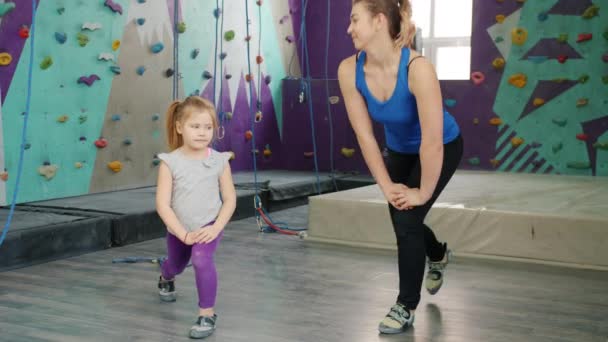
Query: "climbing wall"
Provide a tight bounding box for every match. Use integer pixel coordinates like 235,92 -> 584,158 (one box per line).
491,0 -> 608,176
0,0 -> 299,204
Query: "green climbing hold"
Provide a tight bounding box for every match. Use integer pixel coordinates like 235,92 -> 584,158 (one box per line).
24,143 -> 31,150
177,22 -> 186,33
224,30 -> 235,41
557,33 -> 568,43
552,142 -> 563,153
494,36 -> 504,43
40,56 -> 53,70
552,118 -> 567,127
582,5 -> 599,19
593,141 -> 608,150
578,74 -> 589,83
567,161 -> 591,169
603,30 -> 608,41
79,115 -> 88,124
0,2 -> 16,17
467,157 -> 480,166
602,75 -> 608,84
77,33 -> 89,47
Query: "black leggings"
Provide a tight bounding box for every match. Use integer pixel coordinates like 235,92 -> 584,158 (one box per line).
385,135 -> 463,310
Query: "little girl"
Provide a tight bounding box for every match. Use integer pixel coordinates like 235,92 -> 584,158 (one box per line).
155,96 -> 236,339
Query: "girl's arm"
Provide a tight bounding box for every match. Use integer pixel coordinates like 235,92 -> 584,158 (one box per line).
408,57 -> 444,202
214,163 -> 237,231
156,161 -> 190,242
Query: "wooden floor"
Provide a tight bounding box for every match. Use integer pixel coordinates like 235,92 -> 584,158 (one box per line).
0,206 -> 607,342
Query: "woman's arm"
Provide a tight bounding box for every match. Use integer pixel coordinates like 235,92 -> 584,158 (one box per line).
338,56 -> 399,202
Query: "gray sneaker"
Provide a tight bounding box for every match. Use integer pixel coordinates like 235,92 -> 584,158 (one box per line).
158,276 -> 176,302
378,303 -> 414,334
425,248 -> 452,295
190,314 -> 217,339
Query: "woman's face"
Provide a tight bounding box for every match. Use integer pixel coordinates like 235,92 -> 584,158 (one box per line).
347,2 -> 379,50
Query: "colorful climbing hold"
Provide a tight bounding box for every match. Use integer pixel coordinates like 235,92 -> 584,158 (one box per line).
203,71 -> 212,79
576,98 -> 589,107
473,118 -> 479,125
508,73 -> 527,88
38,164 -> 58,180
136,18 -> 145,25
567,162 -> 591,169
219,52 -> 227,60
467,157 -> 480,166
224,30 -> 235,41
582,5 -> 599,19
77,74 -> 101,86
225,112 -> 233,120
191,49 -> 200,59
285,35 -> 295,43
57,115 -> 68,123
552,118 -> 567,127
95,138 -> 108,148
57,7 -> 65,15
0,53 -> 13,66
151,42 -> 164,53
511,137 -> 524,147
552,142 -> 563,153
123,138 -> 132,145
489,117 -> 503,126
77,33 -> 89,47
533,98 -> 545,107
490,159 -> 500,168
245,35 -> 252,42
593,141 -> 608,150
111,114 -> 121,121
82,22 -> 102,31
0,171 -> 8,182
263,145 -> 272,158
0,2 -> 16,17
75,162 -> 83,169
576,133 -> 588,141
245,130 -> 253,141
213,8 -> 221,19
152,113 -> 160,121
23,143 -> 31,150
341,148 -> 355,158
256,0 -> 263,5
264,75 -> 272,84
165,68 -> 174,77
104,0 -> 123,14
79,115 -> 88,124
255,111 -> 263,122
256,56 -> 264,64
19,26 -> 29,39
557,33 -> 568,43
511,27 -> 528,45
557,55 -> 568,63
79,136 -> 87,141
246,74 -> 253,82
577,33 -> 592,43
444,99 -> 457,107
112,40 -> 121,51
152,157 -> 161,166
329,96 -> 340,105
578,74 -> 590,83
492,57 -> 505,70
55,32 -> 67,44
225,74 -> 232,80
107,161 -> 123,173
110,66 -> 121,75
177,22 -> 186,33
495,14 -> 505,23
537,12 -> 548,21
138,0 -> 146,3
602,76 -> 608,84
136,66 -> 146,75
602,53 -> 608,63
471,71 -> 485,85
98,53 -> 114,61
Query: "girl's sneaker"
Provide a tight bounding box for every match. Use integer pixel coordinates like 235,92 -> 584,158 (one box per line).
157,276 -> 176,302
189,314 -> 217,339
425,248 -> 452,295
378,303 -> 414,334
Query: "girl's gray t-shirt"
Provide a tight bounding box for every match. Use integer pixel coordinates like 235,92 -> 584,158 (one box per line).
158,149 -> 231,232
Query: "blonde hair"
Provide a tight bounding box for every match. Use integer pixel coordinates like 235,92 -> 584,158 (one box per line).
165,96 -> 218,151
353,0 -> 415,49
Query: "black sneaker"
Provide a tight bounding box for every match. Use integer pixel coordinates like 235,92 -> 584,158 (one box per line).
189,314 -> 217,339
157,275 -> 176,302
378,303 -> 414,334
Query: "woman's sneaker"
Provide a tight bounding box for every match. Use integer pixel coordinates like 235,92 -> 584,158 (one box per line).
378,303 -> 414,334
157,276 -> 176,302
190,314 -> 217,339
425,248 -> 452,295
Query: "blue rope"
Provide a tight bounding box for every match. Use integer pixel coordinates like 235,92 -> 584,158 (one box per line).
325,0 -> 338,191
0,0 -> 36,247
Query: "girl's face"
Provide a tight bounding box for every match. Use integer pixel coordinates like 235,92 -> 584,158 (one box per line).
347,2 -> 379,50
176,110 -> 214,151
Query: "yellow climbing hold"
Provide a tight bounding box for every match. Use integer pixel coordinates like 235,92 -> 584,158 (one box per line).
112,40 -> 121,51
511,28 -> 528,46
341,147 -> 355,158
576,98 -> 589,107
495,14 -> 505,23
489,117 -> 503,126
508,73 -> 527,88
0,52 -> 12,66
511,137 -> 524,147
582,5 -> 599,19
492,57 -> 505,70
107,160 -> 122,173
329,96 -> 340,104
38,164 -> 58,180
57,115 -> 69,123
533,98 -> 545,107
473,118 -> 479,125
490,159 -> 500,168
75,162 -> 83,169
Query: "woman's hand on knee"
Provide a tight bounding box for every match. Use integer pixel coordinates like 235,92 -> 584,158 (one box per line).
393,187 -> 426,210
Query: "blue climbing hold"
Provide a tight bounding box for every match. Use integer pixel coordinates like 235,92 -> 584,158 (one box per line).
219,52 -> 227,60
203,71 -> 213,79
225,74 -> 232,80
136,18 -> 145,25
23,143 -> 31,150
538,12 -> 548,21
136,66 -> 146,75
137,0 -> 146,3
123,138 -> 132,145
190,90 -> 200,96
151,42 -> 164,54
111,114 -> 121,121
264,75 -> 272,84
110,65 -> 121,74
152,113 -> 160,121
444,99 -> 457,107
213,8 -> 221,18
55,32 -> 67,44
191,48 -> 200,59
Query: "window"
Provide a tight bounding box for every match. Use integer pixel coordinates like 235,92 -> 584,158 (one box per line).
411,0 -> 473,80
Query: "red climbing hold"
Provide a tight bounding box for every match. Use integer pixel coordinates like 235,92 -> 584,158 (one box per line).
576,133 -> 588,141
256,55 -> 263,64
19,26 -> 30,38
256,0 -> 262,5
557,55 -> 568,63
245,35 -> 252,42
245,74 -> 253,82
576,33 -> 592,43
95,138 -> 108,148
245,130 -> 253,141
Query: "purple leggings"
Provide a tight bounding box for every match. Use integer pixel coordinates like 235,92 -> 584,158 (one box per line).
160,227 -> 223,309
